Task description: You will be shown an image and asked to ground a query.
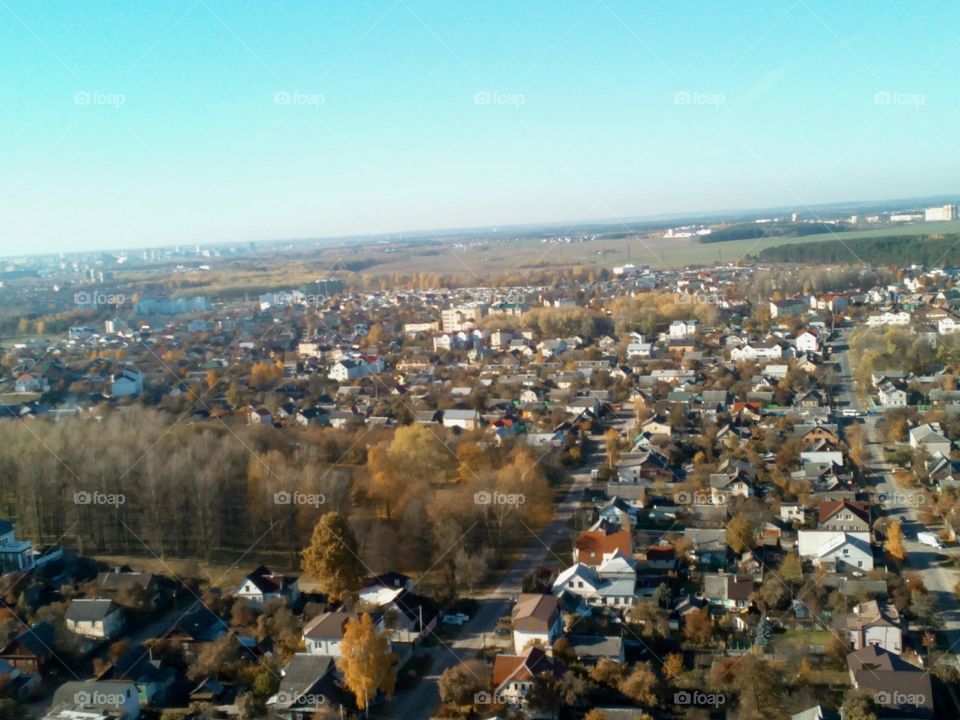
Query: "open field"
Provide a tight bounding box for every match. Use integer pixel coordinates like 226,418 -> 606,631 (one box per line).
339,219 -> 960,275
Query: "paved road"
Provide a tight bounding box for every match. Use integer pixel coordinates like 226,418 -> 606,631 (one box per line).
383,412 -> 631,719
832,328 -> 960,667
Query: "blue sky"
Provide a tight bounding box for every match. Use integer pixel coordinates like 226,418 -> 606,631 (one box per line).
2,0 -> 959,254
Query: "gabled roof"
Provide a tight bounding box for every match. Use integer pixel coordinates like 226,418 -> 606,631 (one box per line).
573,529 -> 631,563
303,611 -> 353,640
492,646 -> 560,689
512,594 -> 560,632
818,499 -> 870,526
66,598 -> 120,622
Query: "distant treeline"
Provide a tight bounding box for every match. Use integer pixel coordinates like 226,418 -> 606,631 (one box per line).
758,234 -> 960,265
699,221 -> 851,243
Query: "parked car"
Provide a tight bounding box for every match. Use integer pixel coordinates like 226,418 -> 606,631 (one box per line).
442,613 -> 470,626
918,532 -> 943,549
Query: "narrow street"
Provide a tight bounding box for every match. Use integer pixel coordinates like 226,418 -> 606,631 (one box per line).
832,328 -> 960,668
384,412 -> 629,719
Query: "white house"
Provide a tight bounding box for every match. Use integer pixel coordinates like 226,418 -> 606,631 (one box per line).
302,612 -> 388,657
552,551 -> 637,609
835,599 -> 902,654
877,380 -> 907,407
797,531 -> 873,572
938,316 -> 960,335
512,594 -> 563,654
492,646 -> 559,708
442,408 -> 481,430
302,611 -> 352,657
50,680 -> 140,720
731,342 -> 783,362
669,319 -> 697,338
626,342 -> 654,359
780,504 -> 806,523
328,359 -> 363,382
235,566 -> 300,609
909,423 -> 952,456
65,599 -> 124,640
866,311 -> 910,327
795,331 -> 819,354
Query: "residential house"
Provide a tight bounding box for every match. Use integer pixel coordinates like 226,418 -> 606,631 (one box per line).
96,643 -> 177,705
780,504 -> 806,524
834,599 -> 902,654
47,680 -> 140,720
770,299 -> 807,318
909,423 -> 952,456
797,531 -> 873,572
269,654 -> 353,720
847,645 -> 933,717
491,646 -> 562,708
565,635 -> 624,665
553,551 -> 638,609
441,408 -> 481,430
818,500 -> 870,532
573,528 -> 632,567
302,611 -> 354,658
235,566 -> 300,609
1,622 -> 55,674
866,311 -> 911,327
512,594 -> 563,654
702,573 -> 753,611
878,379 -> 908,407
65,599 -> 125,640
731,341 -> 784,361
644,543 -> 677,572
795,330 -> 819,354
682,528 -> 728,566
0,520 -> 37,573
110,369 -> 143,398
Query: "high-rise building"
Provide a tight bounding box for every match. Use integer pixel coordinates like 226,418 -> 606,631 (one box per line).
925,204 -> 957,222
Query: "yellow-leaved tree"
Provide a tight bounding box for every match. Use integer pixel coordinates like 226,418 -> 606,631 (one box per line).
339,613 -> 397,711
885,518 -> 906,561
300,512 -> 365,602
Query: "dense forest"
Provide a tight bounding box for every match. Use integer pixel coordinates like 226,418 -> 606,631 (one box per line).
0,409 -> 559,592
758,234 -> 960,265
699,221 -> 851,243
